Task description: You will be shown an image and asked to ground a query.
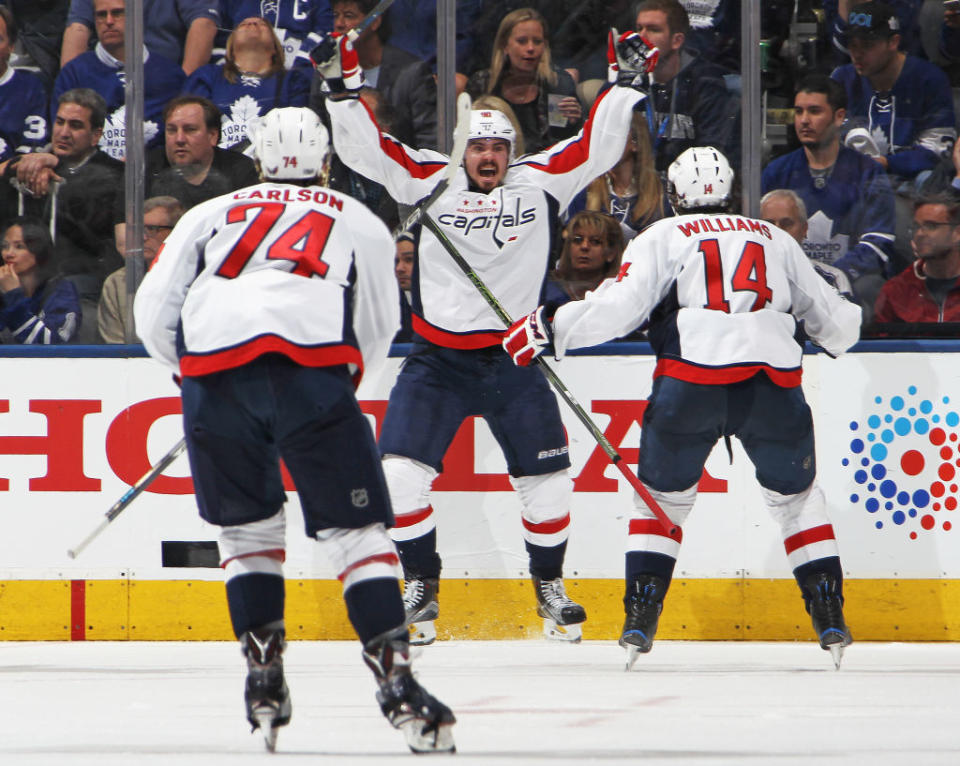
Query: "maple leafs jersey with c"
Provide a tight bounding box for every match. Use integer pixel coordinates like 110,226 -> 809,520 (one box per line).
551,213 -> 862,386
134,182 -> 399,381
183,64 -> 312,149
326,85 -> 645,348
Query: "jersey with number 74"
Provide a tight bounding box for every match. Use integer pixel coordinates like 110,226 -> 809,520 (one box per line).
134,182 -> 400,383
550,212 -> 862,386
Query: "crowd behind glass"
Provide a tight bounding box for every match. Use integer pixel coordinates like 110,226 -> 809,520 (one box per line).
1,0 -> 958,345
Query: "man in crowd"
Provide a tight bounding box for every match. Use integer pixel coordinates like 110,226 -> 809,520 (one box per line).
2,88 -> 123,342
634,0 -> 739,171
144,96 -> 259,211
98,196 -> 183,343
874,194 -> 960,323
762,74 -> 894,314
831,1 -> 955,186
53,0 -> 185,161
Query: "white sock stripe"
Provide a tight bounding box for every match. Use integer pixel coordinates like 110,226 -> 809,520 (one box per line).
521,528 -> 570,548
389,515 -> 437,541
786,539 -> 840,570
341,560 -> 401,591
627,533 -> 681,558
224,553 -> 284,579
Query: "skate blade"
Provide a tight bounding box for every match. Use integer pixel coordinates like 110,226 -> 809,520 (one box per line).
252,708 -> 279,752
829,643 -> 845,670
543,618 -> 582,642
408,620 -> 437,646
400,720 -> 456,754
624,645 -> 642,671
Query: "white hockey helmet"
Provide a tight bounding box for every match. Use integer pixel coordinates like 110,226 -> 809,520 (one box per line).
250,107 -> 330,181
667,146 -> 734,211
468,108 -> 516,158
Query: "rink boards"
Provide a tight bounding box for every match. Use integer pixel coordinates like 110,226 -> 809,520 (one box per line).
1,341 -> 960,641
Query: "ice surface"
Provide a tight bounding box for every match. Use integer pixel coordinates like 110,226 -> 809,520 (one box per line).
1,639 -> 959,765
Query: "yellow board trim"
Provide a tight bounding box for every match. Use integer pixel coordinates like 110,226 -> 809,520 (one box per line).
2,578 -> 960,641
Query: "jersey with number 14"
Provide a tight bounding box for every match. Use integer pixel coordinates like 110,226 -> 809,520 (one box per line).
551,213 -> 862,386
134,182 -> 399,381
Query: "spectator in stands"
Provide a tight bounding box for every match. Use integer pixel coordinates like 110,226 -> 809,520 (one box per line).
61,0 -> 219,75
183,17 -> 311,151
566,111 -> 669,242
218,0 -> 332,71
465,7 -> 582,154
143,96 -> 259,212
393,229 -> 414,342
919,132 -> 960,200
941,1 -> 960,64
309,0 -> 438,150
830,1 -> 956,185
633,0 -> 740,172
762,74 -> 894,310
2,88 -> 122,343
677,0 -> 740,69
0,8 -> 49,169
98,196 -> 182,344
53,0 -> 185,161
383,0 -> 482,86
874,194 -> 960,323
0,0 -> 69,92
545,211 -> 624,306
760,189 -> 855,299
0,216 -> 81,344
824,0 -> 925,64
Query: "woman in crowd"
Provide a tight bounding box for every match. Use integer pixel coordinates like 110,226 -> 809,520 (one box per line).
0,217 -> 80,344
568,112 -> 670,241
545,210 -> 624,306
183,16 -> 311,150
465,7 -> 582,154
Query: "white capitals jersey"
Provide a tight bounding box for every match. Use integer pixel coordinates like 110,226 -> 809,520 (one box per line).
134,182 -> 399,381
327,86 -> 644,349
552,213 -> 863,386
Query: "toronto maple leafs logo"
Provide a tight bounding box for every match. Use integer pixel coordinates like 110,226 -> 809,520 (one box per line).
870,125 -> 890,156
802,210 -> 849,266
221,95 -> 263,148
100,105 -> 159,160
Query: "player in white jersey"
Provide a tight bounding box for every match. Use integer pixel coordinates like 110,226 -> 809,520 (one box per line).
504,147 -> 862,669
313,29 -> 659,644
134,107 -> 455,754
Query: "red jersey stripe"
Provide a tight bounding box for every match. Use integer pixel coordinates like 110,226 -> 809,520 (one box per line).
411,314 -> 504,349
628,517 -> 684,543
654,358 -> 803,388
180,337 -> 363,379
521,513 -> 571,535
337,552 -> 400,582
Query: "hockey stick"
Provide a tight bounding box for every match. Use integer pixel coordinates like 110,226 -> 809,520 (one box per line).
419,215 -> 680,539
66,437 -> 187,559
346,0 -> 396,42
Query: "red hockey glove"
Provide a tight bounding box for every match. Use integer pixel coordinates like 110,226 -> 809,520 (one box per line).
502,307 -> 554,367
310,33 -> 363,96
607,28 -> 659,88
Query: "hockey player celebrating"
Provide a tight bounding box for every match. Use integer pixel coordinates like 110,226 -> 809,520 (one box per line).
133,107 -> 455,754
313,28 -> 659,645
503,146 -> 861,669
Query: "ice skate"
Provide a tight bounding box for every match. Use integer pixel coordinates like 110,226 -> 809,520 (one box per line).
803,572 -> 852,669
620,575 -> 667,670
533,576 -> 586,642
363,629 -> 456,753
241,627 -> 292,752
402,576 -> 439,646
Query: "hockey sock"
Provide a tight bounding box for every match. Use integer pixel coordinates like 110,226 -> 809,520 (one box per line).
625,551 -> 676,588
526,540 -> 566,581
793,556 -> 844,598
395,529 -> 442,579
344,577 -> 407,645
226,572 -> 285,639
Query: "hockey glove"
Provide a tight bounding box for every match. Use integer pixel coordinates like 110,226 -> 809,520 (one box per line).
310,33 -> 364,97
502,307 -> 554,367
607,28 -> 659,89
